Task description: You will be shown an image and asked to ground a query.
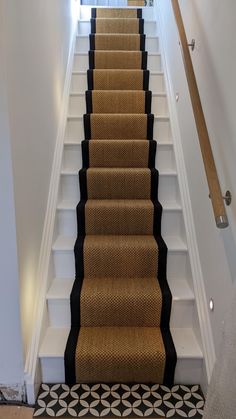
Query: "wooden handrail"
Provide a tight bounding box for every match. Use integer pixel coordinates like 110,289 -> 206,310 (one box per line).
171,0 -> 229,228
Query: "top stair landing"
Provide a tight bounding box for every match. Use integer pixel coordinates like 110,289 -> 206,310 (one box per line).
79,5 -> 155,22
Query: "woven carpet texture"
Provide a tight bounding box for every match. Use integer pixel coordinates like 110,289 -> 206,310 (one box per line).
64,7 -> 177,386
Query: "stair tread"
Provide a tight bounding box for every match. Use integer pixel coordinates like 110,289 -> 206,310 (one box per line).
65,139 -> 172,144
58,198 -> 181,211
39,327 -> 203,359
78,19 -> 157,23
64,139 -> 173,145
47,277 -> 194,302
76,34 -> 159,39
74,52 -> 161,56
68,114 -> 170,120
70,91 -> 166,96
72,70 -> 164,75
61,168 -> 177,175
67,115 -> 169,120
52,235 -> 187,252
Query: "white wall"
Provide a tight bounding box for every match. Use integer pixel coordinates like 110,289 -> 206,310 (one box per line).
179,0 -> 236,237
0,3 -> 24,391
157,0 -> 236,355
0,0 -> 76,389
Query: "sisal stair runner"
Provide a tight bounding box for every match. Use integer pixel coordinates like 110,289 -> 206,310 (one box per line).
128,0 -> 146,5
87,69 -> 149,90
89,34 -> 146,50
65,7 -> 177,387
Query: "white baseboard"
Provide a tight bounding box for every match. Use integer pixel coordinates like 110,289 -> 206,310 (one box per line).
24,22 -> 77,405
155,1 -> 216,384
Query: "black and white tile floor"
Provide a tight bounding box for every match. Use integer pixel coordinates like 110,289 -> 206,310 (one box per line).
34,384 -> 204,418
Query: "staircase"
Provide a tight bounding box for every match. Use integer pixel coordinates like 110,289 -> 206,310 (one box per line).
39,5 -> 203,389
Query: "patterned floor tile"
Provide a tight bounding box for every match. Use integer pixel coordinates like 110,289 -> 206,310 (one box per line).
34,384 -> 204,418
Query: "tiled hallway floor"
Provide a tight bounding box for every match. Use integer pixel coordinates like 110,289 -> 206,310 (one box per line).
34,384 -> 204,418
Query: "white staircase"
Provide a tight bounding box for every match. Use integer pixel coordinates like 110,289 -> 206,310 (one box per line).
39,6 -> 204,385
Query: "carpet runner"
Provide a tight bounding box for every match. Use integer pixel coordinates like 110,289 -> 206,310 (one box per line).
87,69 -> 149,89
89,34 -> 146,51
89,50 -> 147,69
128,0 -> 145,6
65,7 -> 177,387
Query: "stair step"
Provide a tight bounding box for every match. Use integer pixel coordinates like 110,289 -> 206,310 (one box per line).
52,235 -> 189,281
82,167 -> 157,199
65,115 -> 171,143
71,70 -> 166,92
75,34 -> 159,53
57,198 -> 181,211
60,168 -> 176,176
52,235 -> 188,253
62,141 -> 176,172
69,91 -> 168,115
68,327 -> 172,383
59,169 -> 180,217
57,199 -> 183,238
39,327 -> 203,384
59,169 -> 180,205
47,278 -> 194,328
85,90 -> 154,114
77,20 -> 157,36
73,52 -> 162,72
65,138 -> 173,145
47,278 -> 194,300
79,6 -> 155,21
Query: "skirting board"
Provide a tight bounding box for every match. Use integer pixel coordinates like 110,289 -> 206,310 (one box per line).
155,0 -> 216,387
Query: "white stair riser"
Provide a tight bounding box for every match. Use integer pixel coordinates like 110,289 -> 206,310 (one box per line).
65,117 -> 171,143
62,144 -> 82,171
53,250 -> 75,279
62,143 -> 175,172
52,247 -> 189,281
40,358 -> 65,384
40,356 -> 202,384
71,72 -> 166,92
79,7 -> 155,21
75,36 -> 159,53
59,173 -> 180,205
73,53 -> 162,72
69,93 -> 168,116
174,358 -> 203,386
57,209 -> 77,236
47,297 -> 194,328
57,207 -> 183,238
77,21 -> 157,36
